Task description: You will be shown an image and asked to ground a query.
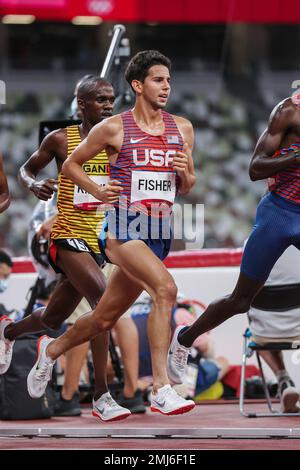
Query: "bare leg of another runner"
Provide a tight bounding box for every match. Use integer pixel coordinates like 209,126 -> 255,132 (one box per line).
6,247 -> 110,395
61,338 -> 89,400
114,317 -> 139,397
5,277 -> 83,341
61,299 -> 91,401
55,248 -> 109,395
178,273 -> 265,348
47,265 -> 143,360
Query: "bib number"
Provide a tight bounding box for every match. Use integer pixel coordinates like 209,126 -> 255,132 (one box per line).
65,239 -> 90,252
74,175 -> 109,210
130,171 -> 176,204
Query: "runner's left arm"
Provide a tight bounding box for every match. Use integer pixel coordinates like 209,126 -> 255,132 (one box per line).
173,118 -> 196,195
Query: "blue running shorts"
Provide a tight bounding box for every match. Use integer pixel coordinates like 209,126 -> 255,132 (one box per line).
241,192 -> 300,282
98,207 -> 172,262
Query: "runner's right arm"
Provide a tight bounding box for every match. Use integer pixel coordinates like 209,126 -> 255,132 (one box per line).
249,98 -> 300,181
18,131 -> 61,201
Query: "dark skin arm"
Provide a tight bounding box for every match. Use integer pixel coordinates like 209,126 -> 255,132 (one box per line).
0,154 -> 10,213
249,98 -> 300,181
18,129 -> 67,200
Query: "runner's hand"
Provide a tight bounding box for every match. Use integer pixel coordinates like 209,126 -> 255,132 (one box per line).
95,180 -> 122,203
30,178 -> 58,201
173,142 -> 189,175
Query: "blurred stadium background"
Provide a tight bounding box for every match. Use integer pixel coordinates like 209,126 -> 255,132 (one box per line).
1,0 -> 300,255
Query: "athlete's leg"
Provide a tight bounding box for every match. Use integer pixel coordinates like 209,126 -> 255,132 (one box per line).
4,276 -> 82,341
53,247 -> 109,395
107,239 -> 178,391
5,246 -> 107,341
47,265 -> 143,358
179,195 -> 291,348
58,299 -> 90,403
61,337 -> 89,400
47,239 -> 177,391
55,247 -> 106,305
5,247 -> 109,397
114,316 -> 139,398
179,272 -> 264,348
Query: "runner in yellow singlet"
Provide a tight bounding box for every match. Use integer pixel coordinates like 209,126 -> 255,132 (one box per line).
0,77 -> 131,421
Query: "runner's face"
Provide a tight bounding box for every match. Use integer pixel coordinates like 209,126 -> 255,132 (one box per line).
83,85 -> 115,125
141,65 -> 171,108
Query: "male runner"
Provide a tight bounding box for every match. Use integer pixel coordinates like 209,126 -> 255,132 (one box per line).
0,76 -> 130,421
26,50 -> 196,416
167,95 -> 300,384
0,153 -> 10,213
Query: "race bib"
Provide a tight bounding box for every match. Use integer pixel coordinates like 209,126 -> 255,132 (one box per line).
130,170 -> 176,204
73,175 -> 109,210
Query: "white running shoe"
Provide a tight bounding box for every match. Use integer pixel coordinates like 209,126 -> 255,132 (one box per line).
92,392 -> 131,422
279,379 -> 300,413
0,316 -> 15,374
150,384 -> 195,415
27,335 -> 55,398
167,325 -> 191,384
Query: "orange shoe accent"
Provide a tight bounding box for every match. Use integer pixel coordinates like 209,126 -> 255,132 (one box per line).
36,335 -> 48,362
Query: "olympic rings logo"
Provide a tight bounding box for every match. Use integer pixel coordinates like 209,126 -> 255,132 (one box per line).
87,0 -> 115,15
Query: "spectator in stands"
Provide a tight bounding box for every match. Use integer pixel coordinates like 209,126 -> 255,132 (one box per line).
0,250 -> 13,318
0,250 -> 13,295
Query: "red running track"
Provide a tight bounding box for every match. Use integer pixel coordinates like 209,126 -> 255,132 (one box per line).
1,402 -> 300,450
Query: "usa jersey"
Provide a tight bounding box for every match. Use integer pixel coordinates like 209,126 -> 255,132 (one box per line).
110,110 -> 183,214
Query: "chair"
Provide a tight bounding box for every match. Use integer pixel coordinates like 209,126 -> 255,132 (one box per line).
239,328 -> 300,417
